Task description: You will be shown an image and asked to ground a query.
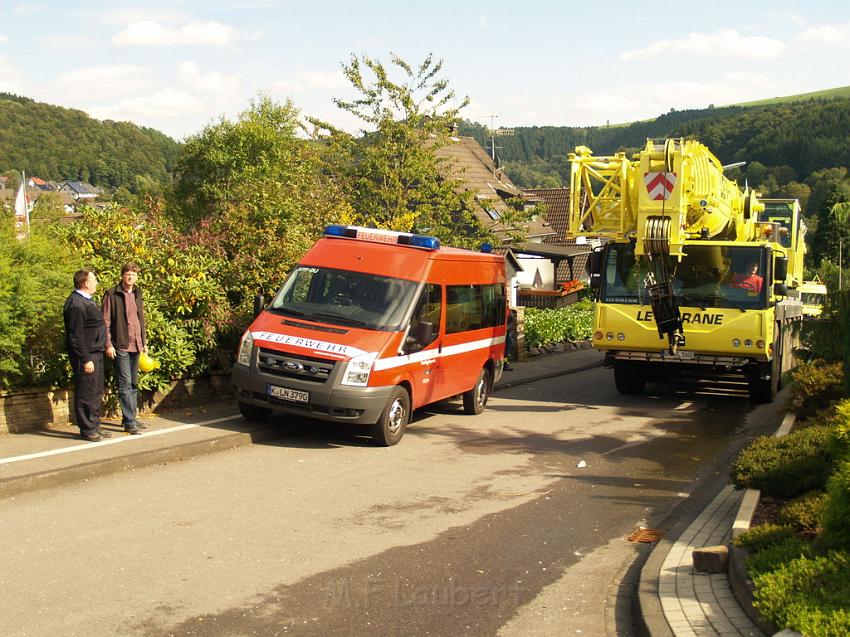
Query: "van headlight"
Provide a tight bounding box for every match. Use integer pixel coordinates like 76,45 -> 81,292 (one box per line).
341,352 -> 378,386
237,331 -> 254,366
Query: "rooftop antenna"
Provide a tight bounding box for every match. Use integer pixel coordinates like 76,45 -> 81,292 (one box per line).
483,115 -> 514,178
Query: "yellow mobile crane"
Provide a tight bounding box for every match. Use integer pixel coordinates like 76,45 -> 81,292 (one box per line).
567,139 -> 805,403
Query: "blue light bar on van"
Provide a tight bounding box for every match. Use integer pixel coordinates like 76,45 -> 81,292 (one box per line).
323,225 -> 440,250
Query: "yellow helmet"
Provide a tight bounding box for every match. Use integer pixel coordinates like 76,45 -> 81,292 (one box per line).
138,352 -> 160,373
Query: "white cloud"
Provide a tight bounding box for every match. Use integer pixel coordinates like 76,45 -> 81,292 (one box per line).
798,23 -> 850,47
99,8 -> 189,26
296,70 -> 347,90
479,16 -> 491,31
112,20 -> 262,48
0,33 -> 8,44
88,88 -> 209,123
37,34 -> 96,49
177,61 -> 241,95
269,69 -> 347,96
620,29 -> 786,62
56,65 -> 153,98
13,3 -> 43,16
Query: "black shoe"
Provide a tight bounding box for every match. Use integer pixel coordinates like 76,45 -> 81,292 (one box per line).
82,431 -> 111,442
503,361 -> 514,371
124,426 -> 142,435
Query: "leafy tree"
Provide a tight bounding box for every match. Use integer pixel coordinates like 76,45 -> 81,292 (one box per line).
808,169 -> 850,265
30,192 -> 65,222
171,96 -> 352,315
312,53 -> 501,248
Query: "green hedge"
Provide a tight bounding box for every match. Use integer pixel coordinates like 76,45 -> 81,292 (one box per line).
787,360 -> 845,422
753,551 -> 850,636
730,426 -> 838,498
523,301 -> 594,349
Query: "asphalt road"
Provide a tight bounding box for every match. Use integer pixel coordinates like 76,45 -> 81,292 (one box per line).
0,366 -> 774,637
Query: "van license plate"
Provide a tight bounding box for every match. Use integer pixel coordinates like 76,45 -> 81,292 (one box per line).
267,385 -> 309,403
675,350 -> 695,360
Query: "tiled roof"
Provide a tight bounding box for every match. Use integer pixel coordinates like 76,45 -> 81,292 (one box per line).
524,187 -> 591,282
62,181 -> 96,194
434,136 -> 554,242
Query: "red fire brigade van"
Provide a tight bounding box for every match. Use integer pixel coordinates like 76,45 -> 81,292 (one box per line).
231,225 -> 508,446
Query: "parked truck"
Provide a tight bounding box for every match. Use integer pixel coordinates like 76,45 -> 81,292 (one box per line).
566,138 -> 805,402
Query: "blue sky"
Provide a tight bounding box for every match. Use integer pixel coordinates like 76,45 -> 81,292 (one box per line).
1,1 -> 849,140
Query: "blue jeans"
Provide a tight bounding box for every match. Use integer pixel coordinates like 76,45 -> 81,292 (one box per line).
114,350 -> 140,427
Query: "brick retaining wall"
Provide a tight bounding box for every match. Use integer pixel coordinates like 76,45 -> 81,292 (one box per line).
1,374 -> 233,435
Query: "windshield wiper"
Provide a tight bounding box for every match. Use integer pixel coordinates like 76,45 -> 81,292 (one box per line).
310,311 -> 371,328
691,294 -> 746,312
676,294 -> 706,311
269,306 -> 310,319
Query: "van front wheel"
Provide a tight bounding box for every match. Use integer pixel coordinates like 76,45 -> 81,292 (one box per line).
463,367 -> 492,415
371,387 -> 410,447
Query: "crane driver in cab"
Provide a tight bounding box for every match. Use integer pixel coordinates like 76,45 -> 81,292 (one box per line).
729,260 -> 763,294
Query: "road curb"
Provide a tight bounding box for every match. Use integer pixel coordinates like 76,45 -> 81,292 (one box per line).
635,396 -> 787,637
726,412 -> 796,635
0,426 -> 277,499
495,359 -> 604,391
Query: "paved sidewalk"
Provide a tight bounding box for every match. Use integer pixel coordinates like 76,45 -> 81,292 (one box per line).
639,397 -> 788,637
657,485 -> 763,637
0,347 -> 603,499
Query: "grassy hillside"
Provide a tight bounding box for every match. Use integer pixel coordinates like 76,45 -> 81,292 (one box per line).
734,85 -> 850,107
0,93 -> 181,190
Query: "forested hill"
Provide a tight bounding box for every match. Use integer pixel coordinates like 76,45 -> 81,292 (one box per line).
460,96 -> 850,190
0,93 -> 181,190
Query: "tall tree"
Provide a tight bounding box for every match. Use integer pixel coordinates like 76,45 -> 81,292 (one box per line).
171,96 -> 352,311
312,53 -> 489,248
807,168 -> 850,265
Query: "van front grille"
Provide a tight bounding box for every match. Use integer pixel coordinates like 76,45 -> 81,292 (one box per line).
257,348 -> 336,383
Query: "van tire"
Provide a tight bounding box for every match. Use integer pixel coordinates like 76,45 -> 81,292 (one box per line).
372,387 -> 410,446
238,401 -> 273,422
463,367 -> 492,415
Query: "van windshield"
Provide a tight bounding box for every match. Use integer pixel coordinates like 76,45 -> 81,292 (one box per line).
268,266 -> 419,331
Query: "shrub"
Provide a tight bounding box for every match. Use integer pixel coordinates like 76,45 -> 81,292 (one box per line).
523,301 -> 594,349
0,218 -> 77,389
777,491 -> 828,532
730,426 -> 838,498
787,360 -> 845,421
753,551 -> 850,636
746,536 -> 814,578
56,204 -> 232,392
821,458 -> 850,550
733,523 -> 797,552
832,399 -> 850,449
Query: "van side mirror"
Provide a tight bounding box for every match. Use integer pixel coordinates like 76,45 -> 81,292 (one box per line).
253,294 -> 264,318
588,247 -> 605,291
774,283 -> 788,296
404,321 -> 434,354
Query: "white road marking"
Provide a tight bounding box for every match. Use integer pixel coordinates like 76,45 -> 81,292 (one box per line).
0,416 -> 237,466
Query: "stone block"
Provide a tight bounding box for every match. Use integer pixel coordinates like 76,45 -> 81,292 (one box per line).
693,545 -> 729,573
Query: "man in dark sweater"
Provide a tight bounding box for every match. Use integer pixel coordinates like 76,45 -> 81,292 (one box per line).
63,269 -> 110,442
102,263 -> 147,435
